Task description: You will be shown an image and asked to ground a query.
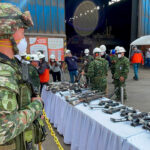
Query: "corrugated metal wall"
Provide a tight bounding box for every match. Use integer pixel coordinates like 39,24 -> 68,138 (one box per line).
0,0 -> 65,36
138,0 -> 150,37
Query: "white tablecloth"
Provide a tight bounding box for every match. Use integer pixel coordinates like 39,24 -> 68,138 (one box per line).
42,88 -> 148,150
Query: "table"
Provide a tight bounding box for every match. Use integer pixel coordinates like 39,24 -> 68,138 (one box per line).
42,88 -> 149,150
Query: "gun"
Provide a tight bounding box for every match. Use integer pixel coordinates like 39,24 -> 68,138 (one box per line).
120,108 -> 137,117
89,102 -> 120,109
69,93 -> 104,106
110,112 -> 148,123
102,106 -> 126,114
142,120 -> 150,131
130,112 -> 148,127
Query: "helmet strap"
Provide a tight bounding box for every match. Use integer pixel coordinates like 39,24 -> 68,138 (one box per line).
9,36 -> 19,55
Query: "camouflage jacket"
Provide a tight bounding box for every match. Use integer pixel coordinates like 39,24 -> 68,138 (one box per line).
83,55 -> 94,73
110,55 -> 118,68
114,56 -> 130,80
88,56 -> 108,78
0,53 -> 43,145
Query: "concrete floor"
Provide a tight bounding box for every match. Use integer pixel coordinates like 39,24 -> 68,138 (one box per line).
43,66 -> 150,150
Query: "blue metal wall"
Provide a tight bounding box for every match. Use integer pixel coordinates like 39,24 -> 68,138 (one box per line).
0,0 -> 65,35
138,0 -> 150,37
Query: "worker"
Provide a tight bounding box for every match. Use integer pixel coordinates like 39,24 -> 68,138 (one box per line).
65,49 -> 78,83
130,46 -> 144,80
49,54 -> 61,82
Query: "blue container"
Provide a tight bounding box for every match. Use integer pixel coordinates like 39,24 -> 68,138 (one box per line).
0,0 -> 65,36
138,0 -> 150,37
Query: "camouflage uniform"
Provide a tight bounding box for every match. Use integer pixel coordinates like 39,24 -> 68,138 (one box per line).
114,56 -> 130,100
110,55 -> 118,79
88,57 -> 108,93
83,55 -> 94,84
0,3 -> 43,150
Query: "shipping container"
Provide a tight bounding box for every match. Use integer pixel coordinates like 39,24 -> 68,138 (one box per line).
0,0 -> 66,37
138,0 -> 150,37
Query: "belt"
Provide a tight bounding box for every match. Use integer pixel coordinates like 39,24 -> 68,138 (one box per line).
0,143 -> 16,150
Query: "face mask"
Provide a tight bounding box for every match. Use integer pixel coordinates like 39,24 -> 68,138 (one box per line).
85,53 -> 89,56
101,52 -> 105,56
17,38 -> 27,56
51,59 -> 55,62
118,54 -> 122,58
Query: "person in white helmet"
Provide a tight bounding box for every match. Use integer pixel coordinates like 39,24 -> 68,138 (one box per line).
87,47 -> 108,93
100,44 -> 111,66
82,49 -> 94,84
49,54 -> 61,82
114,47 -> 129,101
37,52 -> 50,93
65,49 -> 78,83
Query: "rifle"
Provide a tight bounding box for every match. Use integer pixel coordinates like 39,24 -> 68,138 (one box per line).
120,108 -> 137,117
102,106 -> 126,114
110,112 -> 148,123
89,102 -> 120,109
69,93 -> 104,106
142,120 -> 150,131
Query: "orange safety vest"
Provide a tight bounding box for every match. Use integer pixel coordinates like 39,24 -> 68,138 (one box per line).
39,68 -> 50,83
131,53 -> 144,64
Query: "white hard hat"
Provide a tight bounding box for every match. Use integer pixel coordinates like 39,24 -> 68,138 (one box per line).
19,51 -> 27,57
84,49 -> 89,54
100,45 -> 106,52
117,47 -> 126,53
66,49 -> 71,54
93,47 -> 101,54
38,54 -> 45,59
30,54 -> 40,61
115,46 -> 120,52
50,54 -> 55,59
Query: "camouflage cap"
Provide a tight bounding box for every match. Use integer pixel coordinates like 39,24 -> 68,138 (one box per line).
0,3 -> 34,36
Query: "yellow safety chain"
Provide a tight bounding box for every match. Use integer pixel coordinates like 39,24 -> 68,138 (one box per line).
43,109 -> 64,150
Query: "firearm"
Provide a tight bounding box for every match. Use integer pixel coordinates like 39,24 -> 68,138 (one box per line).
89,102 -> 119,109
142,120 -> 150,131
130,112 -> 148,127
102,106 -> 126,114
110,112 -> 148,123
120,108 -> 137,117
69,93 -> 104,106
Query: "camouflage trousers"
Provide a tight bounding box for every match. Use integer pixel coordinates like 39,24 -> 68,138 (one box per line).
114,79 -> 127,101
110,67 -> 115,79
91,76 -> 107,94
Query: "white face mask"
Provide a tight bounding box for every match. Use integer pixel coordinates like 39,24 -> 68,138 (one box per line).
85,53 -> 89,56
118,54 -> 122,58
17,38 -> 27,56
101,52 -> 105,56
51,59 -> 55,62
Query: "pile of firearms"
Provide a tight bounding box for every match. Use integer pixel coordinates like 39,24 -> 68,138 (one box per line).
86,100 -> 150,132
46,82 -> 82,93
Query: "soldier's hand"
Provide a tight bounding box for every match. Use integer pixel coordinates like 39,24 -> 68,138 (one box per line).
32,97 -> 43,102
120,76 -> 124,82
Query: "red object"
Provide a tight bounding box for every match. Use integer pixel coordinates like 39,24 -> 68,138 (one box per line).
39,69 -> 50,83
131,53 -> 144,64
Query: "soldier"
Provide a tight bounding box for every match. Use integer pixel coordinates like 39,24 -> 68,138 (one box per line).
82,49 -> 94,84
0,3 -> 43,150
110,49 -> 118,80
114,47 -> 130,101
87,47 -> 108,93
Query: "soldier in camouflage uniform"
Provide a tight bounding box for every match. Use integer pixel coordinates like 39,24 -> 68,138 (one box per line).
88,47 -> 108,93
110,49 -> 118,80
82,49 -> 94,84
0,3 -> 43,150
114,47 -> 130,101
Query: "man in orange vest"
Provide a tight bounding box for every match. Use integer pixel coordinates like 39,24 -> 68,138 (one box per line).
38,53 -> 50,93
131,46 -> 144,80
